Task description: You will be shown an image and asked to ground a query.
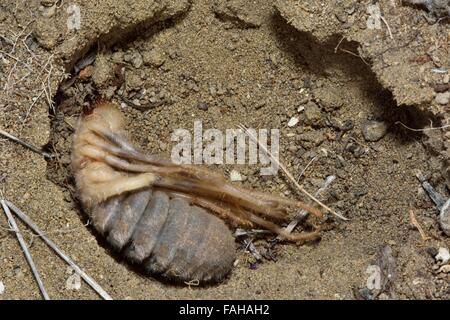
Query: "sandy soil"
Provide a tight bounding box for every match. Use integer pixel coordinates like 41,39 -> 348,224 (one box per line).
0,0 -> 449,300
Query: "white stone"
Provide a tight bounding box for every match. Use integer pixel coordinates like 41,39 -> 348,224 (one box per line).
0,281 -> 4,295
288,116 -> 299,127
436,247 -> 450,264
435,92 -> 450,105
440,199 -> 450,236
230,170 -> 243,182
286,133 -> 295,137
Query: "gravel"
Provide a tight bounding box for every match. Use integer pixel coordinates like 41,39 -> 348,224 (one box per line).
362,120 -> 388,142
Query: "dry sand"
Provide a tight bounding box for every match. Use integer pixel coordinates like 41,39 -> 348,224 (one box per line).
0,0 -> 449,299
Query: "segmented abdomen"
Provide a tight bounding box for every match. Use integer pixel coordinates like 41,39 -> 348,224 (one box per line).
86,189 -> 236,283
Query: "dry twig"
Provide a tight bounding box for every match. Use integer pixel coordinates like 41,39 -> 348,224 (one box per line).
298,156 -> 317,181
396,121 -> 450,132
0,128 -> 53,159
243,239 -> 263,261
282,175 -> 336,237
0,200 -> 50,300
380,15 -> 394,40
409,209 -> 431,241
5,201 -> 113,300
239,124 -> 348,221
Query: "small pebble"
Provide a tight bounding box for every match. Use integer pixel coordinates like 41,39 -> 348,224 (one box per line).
362,120 -> 388,142
443,74 -> 449,84
39,4 -> 56,17
230,170 -> 243,182
130,52 -> 143,69
197,102 -> 209,111
435,91 -> 450,105
0,281 -> 4,295
426,247 -> 438,258
340,120 -> 354,132
309,178 -> 324,188
440,200 -> 450,236
13,266 -> 23,279
40,0 -> 56,7
209,84 -> 217,96
336,155 -> 346,168
303,101 -> 322,126
78,65 -> 94,79
438,265 -> 450,274
436,247 -> 450,264
143,48 -> 166,67
387,240 -> 396,246
288,116 -> 299,127
92,54 -> 114,88
356,287 -> 373,300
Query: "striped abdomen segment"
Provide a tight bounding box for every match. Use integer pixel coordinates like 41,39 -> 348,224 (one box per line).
87,189 -> 236,283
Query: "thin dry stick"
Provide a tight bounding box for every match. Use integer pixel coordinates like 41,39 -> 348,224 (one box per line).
380,16 -> 394,40
338,48 -> 370,65
44,64 -> 54,111
243,239 -> 262,261
21,54 -> 54,118
334,36 -> 345,53
396,121 -> 450,132
5,201 -> 113,300
283,175 -> 336,236
234,229 -> 270,237
0,200 -> 50,300
239,124 -> 348,221
0,50 -> 33,71
409,209 -> 431,241
0,128 -> 53,159
4,61 -> 18,91
298,156 -> 317,181
23,89 -> 45,125
9,20 -> 33,54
